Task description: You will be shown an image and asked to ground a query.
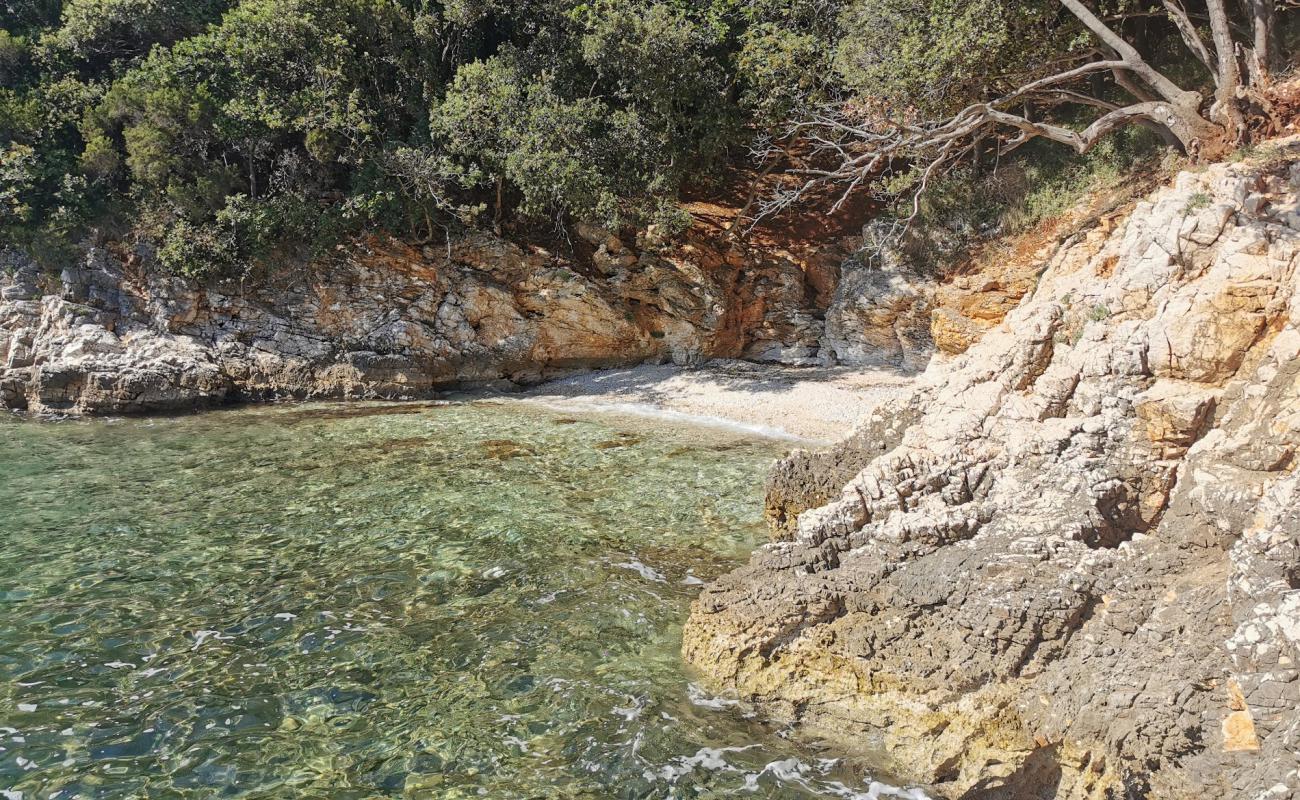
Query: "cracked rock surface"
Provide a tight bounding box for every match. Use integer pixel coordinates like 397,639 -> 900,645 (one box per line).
1,225 -> 923,415
685,149 -> 1300,799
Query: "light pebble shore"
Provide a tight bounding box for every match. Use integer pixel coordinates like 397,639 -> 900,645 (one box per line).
513,359 -> 917,443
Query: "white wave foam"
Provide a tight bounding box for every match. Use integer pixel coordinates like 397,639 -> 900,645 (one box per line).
617,559 -> 667,582
686,682 -> 741,709
744,756 -> 933,799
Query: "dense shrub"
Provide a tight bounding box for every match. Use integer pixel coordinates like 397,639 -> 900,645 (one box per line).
2,0 -> 855,274
2,0 -> 1253,276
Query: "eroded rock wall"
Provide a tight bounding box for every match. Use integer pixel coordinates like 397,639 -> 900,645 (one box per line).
684,148 -> 1300,799
0,222 -> 894,415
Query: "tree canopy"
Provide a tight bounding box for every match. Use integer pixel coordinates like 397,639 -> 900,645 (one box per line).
1,0 -> 1294,275
2,0 -> 845,273
757,0 -> 1297,225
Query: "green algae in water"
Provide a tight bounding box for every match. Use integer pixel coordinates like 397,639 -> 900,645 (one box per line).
0,402 -> 925,799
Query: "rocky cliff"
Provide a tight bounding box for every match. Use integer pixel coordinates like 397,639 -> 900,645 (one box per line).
685,146 -> 1300,799
0,219 -> 935,415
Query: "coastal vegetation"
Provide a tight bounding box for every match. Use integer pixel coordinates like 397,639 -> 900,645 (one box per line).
1,1 -> 1294,275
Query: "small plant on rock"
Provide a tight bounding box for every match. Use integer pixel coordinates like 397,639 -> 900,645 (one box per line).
1184,192 -> 1212,213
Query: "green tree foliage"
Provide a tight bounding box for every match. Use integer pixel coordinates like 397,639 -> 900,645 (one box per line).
8,0 -> 1245,277
39,0 -> 230,73
834,0 -> 1073,116
2,0 -> 854,274
0,140 -> 38,223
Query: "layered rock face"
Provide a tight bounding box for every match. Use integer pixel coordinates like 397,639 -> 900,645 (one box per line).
822,255 -> 933,371
685,150 -> 1300,798
1,223 -> 897,415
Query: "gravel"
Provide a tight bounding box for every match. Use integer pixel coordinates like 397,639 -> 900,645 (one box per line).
514,359 -> 917,443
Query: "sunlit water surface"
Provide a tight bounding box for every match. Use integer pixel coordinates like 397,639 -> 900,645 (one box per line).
1,401 -> 924,799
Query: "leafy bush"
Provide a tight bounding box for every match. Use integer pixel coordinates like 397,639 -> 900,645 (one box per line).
0,142 -> 39,224
874,123 -> 1166,274
4,0 -> 854,274
2,0 -> 1224,278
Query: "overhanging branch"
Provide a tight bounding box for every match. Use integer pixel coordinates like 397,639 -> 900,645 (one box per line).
1162,0 -> 1218,77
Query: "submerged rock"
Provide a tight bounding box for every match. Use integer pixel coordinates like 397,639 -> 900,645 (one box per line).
684,146 -> 1300,799
481,439 -> 537,460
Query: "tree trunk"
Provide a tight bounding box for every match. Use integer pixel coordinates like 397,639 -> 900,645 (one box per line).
1057,0 -> 1203,109
1156,98 -> 1234,159
972,135 -> 989,178
1057,0 -> 1232,157
1162,0 -> 1217,76
1247,0 -> 1278,82
1205,0 -> 1247,138
1136,119 -> 1186,152
494,174 -> 504,236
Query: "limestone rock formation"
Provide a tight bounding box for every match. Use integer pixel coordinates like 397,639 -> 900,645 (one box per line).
821,255 -> 933,371
1,224 -> 891,415
685,148 -> 1300,799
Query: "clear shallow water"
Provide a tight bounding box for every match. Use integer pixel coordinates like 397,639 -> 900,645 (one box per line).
0,401 -> 923,799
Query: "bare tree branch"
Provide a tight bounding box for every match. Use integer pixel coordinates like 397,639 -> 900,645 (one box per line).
1057,0 -> 1202,108
748,0 -> 1290,237
1031,88 -> 1121,111
994,60 -> 1127,108
1162,0 -> 1218,77
986,101 -> 1173,153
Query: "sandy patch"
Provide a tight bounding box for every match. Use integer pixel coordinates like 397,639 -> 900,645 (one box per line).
512,360 -> 917,443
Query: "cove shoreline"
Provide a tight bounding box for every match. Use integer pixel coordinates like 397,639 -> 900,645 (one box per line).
508,359 -> 917,444
4,358 -> 918,446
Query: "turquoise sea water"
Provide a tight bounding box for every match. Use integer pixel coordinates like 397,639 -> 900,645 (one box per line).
0,401 -> 922,799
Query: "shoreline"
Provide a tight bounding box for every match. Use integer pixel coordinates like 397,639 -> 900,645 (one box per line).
4,359 -> 920,444
510,359 -> 918,444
